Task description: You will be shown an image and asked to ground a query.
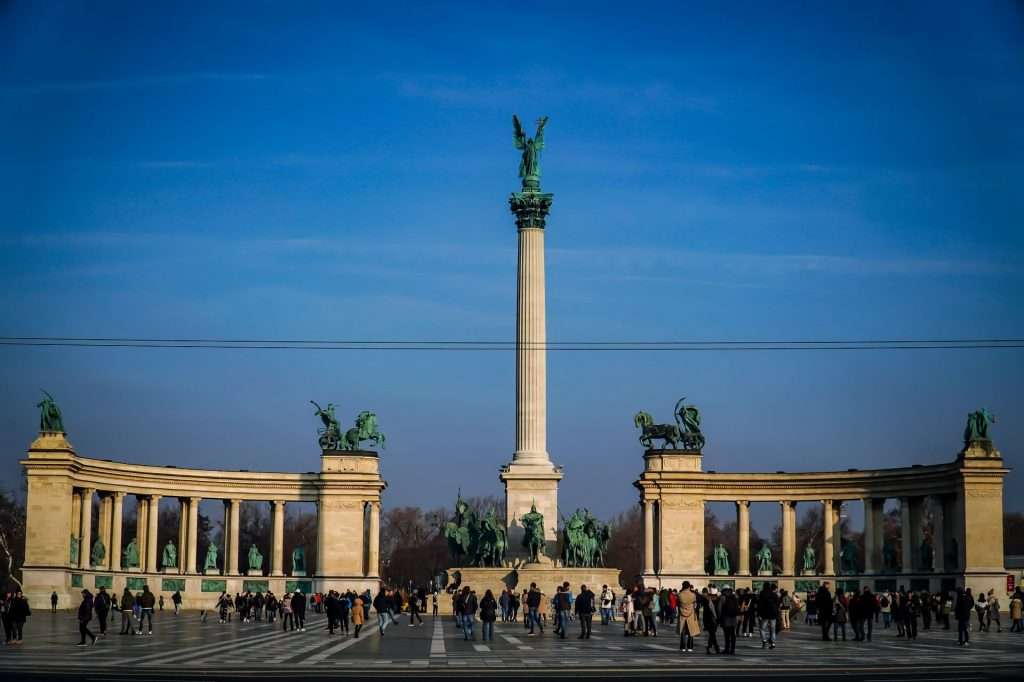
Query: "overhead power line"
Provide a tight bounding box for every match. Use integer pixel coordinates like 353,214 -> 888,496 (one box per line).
0,336 -> 1021,352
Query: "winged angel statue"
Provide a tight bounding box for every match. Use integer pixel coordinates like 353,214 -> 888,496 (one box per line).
513,114 -> 548,186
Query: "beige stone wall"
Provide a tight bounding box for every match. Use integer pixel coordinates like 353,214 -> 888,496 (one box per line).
658,496 -> 704,576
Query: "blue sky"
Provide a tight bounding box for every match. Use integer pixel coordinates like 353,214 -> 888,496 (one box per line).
1,1 -> 1022,530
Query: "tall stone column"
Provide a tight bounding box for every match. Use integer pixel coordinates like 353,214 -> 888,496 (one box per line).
367,501 -> 381,578
271,500 -> 285,576
863,498 -> 876,574
736,500 -> 751,576
98,494 -> 111,567
821,499 -> 834,576
110,492 -> 124,572
146,495 -> 161,573
831,501 -> 843,575
642,500 -> 655,575
781,501 -> 795,575
186,497 -> 199,574
900,496 -> 913,574
71,490 -> 82,538
177,498 -> 188,573
79,488 -> 94,570
136,496 -> 148,567
500,170 -> 562,564
228,499 -> 241,575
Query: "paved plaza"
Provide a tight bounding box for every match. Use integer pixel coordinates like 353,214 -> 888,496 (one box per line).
1,609 -> 1021,680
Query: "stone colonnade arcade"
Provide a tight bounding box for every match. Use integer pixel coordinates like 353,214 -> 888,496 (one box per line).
21,431 -> 385,608
635,437 -> 1008,598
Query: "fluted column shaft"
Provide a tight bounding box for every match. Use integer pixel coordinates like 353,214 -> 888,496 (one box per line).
272,500 -> 285,576
98,494 -> 111,566
136,496 -> 148,566
642,500 -> 655,575
737,500 -> 751,576
367,501 -> 381,577
186,497 -> 199,573
79,489 -> 94,570
781,501 -> 796,575
831,501 -> 843,574
513,226 -> 548,462
228,499 -> 241,575
110,493 -> 124,572
822,499 -> 834,576
177,499 -> 188,573
146,495 -> 161,572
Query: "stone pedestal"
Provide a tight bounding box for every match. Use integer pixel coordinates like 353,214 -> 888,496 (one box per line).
500,461 -> 563,566
442,566 -> 621,614
714,569 -> 730,576
205,569 -> 221,576
757,569 -> 773,577
291,571 -> 306,577
162,568 -> 178,574
247,570 -> 264,577
801,569 -> 817,577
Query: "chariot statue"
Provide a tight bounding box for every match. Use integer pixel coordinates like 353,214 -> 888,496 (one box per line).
311,401 -> 386,451
634,397 -> 705,450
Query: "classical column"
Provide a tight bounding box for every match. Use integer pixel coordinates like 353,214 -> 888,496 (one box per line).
177,498 -> 188,573
831,501 -> 842,574
136,496 -> 148,566
821,499 -> 834,576
900,496 -> 913,574
271,500 -> 285,576
863,498 -> 876,574
71,490 -> 82,538
110,492 -> 124,572
79,488 -> 94,570
98,494 -> 111,566
228,499 -> 241,575
781,501 -> 795,575
642,500 -> 655,575
736,500 -> 751,576
146,495 -> 161,573
186,497 -> 199,574
931,496 -> 945,573
367,501 -> 381,578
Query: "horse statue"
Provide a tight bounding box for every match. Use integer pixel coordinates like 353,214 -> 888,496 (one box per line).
342,411 -> 386,450
633,411 -> 682,449
475,510 -> 506,567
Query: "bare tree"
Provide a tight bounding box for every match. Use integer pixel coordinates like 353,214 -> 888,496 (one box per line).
0,492 -> 26,589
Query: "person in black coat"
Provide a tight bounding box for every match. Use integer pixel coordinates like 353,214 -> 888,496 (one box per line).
77,590 -> 96,646
815,582 -> 834,641
325,591 -> 341,634
719,589 -> 738,654
93,587 -> 111,636
954,588 -> 974,646
479,589 -> 498,641
575,585 -> 596,639
291,590 -> 307,632
701,589 -> 720,654
757,584 -> 781,649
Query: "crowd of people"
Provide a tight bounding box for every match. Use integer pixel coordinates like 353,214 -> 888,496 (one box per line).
3,580 -> 1023,651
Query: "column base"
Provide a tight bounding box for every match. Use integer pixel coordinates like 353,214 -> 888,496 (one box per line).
161,568 -> 179,574
757,569 -> 774,577
205,569 -> 221,576
801,570 -> 818,576
500,461 -> 563,566
246,570 -> 265,577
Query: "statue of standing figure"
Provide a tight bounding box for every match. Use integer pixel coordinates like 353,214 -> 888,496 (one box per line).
920,539 -> 934,571
36,390 -> 65,432
204,542 -> 218,571
162,540 -> 177,569
839,541 -> 858,574
802,544 -> 817,573
124,537 -> 139,568
292,546 -> 306,575
882,540 -> 897,571
755,544 -> 773,574
713,544 -> 730,575
512,114 -> 548,189
90,538 -> 105,567
248,544 -> 264,572
69,535 -> 80,564
964,408 -> 996,444
520,502 -> 546,564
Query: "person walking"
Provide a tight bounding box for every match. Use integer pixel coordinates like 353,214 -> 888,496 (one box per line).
779,589 -> 791,631
352,593 -> 365,638
137,585 -> 155,635
118,588 -> 134,634
50,591 -> 58,613
758,583 -> 780,649
1008,589 -> 1022,632
975,591 -> 988,632
600,585 -> 615,626
172,590 -> 182,616
677,581 -> 700,652
719,588 -> 738,655
815,582 -> 834,641
76,589 -> 97,646
575,584 -> 595,639
526,583 -> 544,636
374,588 -> 393,636
9,590 -> 30,644
832,593 -> 848,642
703,588 -> 721,654
858,586 -> 877,642
291,590 -> 307,632
986,589 -> 1002,633
480,589 -> 497,641
954,587 -> 974,646
554,585 -> 571,639
408,589 -> 424,626
880,592 -> 891,628
461,588 -> 478,641
94,586 -> 111,637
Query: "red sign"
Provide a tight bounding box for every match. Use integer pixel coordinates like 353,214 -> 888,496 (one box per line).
1008,574 -> 1015,593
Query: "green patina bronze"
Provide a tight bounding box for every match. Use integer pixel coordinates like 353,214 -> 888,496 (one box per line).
509,114 -> 553,230
292,546 -> 306,574
561,508 -> 611,568
202,579 -> 227,593
634,397 -> 705,451
312,401 -> 386,451
204,542 -> 218,571
964,408 -> 996,444
839,541 -> 858,574
286,580 -> 313,594
161,578 -> 185,592
124,537 -> 139,569
71,573 -> 83,588
69,535 -> 80,564
713,543 -> 730,574
90,538 -> 105,567
243,580 -> 268,593
126,577 -> 147,591
795,579 -> 820,593
94,574 -> 113,589
161,540 -> 177,569
37,390 -> 65,432
248,544 -> 264,571
519,501 -> 546,564
443,493 -> 507,568
802,544 -> 817,572
755,543 -> 773,573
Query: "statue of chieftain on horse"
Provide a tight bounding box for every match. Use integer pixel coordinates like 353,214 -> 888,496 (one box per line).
561,508 -> 611,568
311,401 -> 385,451
634,397 -> 704,450
443,492 -> 507,568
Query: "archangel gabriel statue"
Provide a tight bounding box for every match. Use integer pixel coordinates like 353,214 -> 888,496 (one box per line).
512,114 -> 548,191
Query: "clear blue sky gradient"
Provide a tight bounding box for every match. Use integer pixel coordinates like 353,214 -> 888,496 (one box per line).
1,1 -> 1022,532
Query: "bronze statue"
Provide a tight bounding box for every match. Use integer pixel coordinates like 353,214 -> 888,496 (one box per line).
36,390 -> 65,432
512,115 -> 548,190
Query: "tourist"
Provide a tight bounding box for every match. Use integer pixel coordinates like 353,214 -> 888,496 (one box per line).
453,588 -> 465,631
480,589 -> 497,641
815,582 -> 833,641
758,583 -> 780,649
137,585 -> 155,635
779,589 -> 791,631
880,592 -> 891,628
805,590 -> 817,625
643,587 -> 658,636
461,587 -> 478,641
499,589 -> 509,622
832,592 -> 848,641
158,594 -> 164,611
526,582 -> 543,635
76,589 -> 97,646
620,589 -> 635,636
352,593 -> 364,638
171,590 -> 182,615
720,588 -> 739,655
986,589 -> 1002,633
118,587 -> 134,634
906,592 -> 919,640
266,592 -> 278,623
509,589 -> 519,622
432,590 -> 439,618
408,588 -> 424,626
376,588 -> 395,636
600,584 -> 616,625
975,590 -> 988,632
954,587 -> 973,646
920,591 -> 932,630
94,586 -> 111,636
702,588 -> 720,654
857,586 -> 877,642
677,581 -> 699,652
575,584 -> 595,639
553,585 -> 571,639
1008,588 -> 1022,632
325,591 -> 340,635
291,590 -> 307,632
281,592 -> 294,630
50,591 -> 58,613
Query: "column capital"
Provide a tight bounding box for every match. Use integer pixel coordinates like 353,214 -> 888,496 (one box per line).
188,496 -> 201,503
736,499 -> 750,508
111,491 -> 126,501
149,493 -> 163,501
80,487 -> 96,495
273,499 -> 286,508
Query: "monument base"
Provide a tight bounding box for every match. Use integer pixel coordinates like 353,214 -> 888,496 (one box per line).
757,569 -> 773,577
499,460 -> 563,566
205,569 -> 221,576
801,570 -> 817,576
291,571 -> 306,577
713,569 -> 729,576
247,570 -> 264,577
443,566 -> 622,614
162,568 -> 178,574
